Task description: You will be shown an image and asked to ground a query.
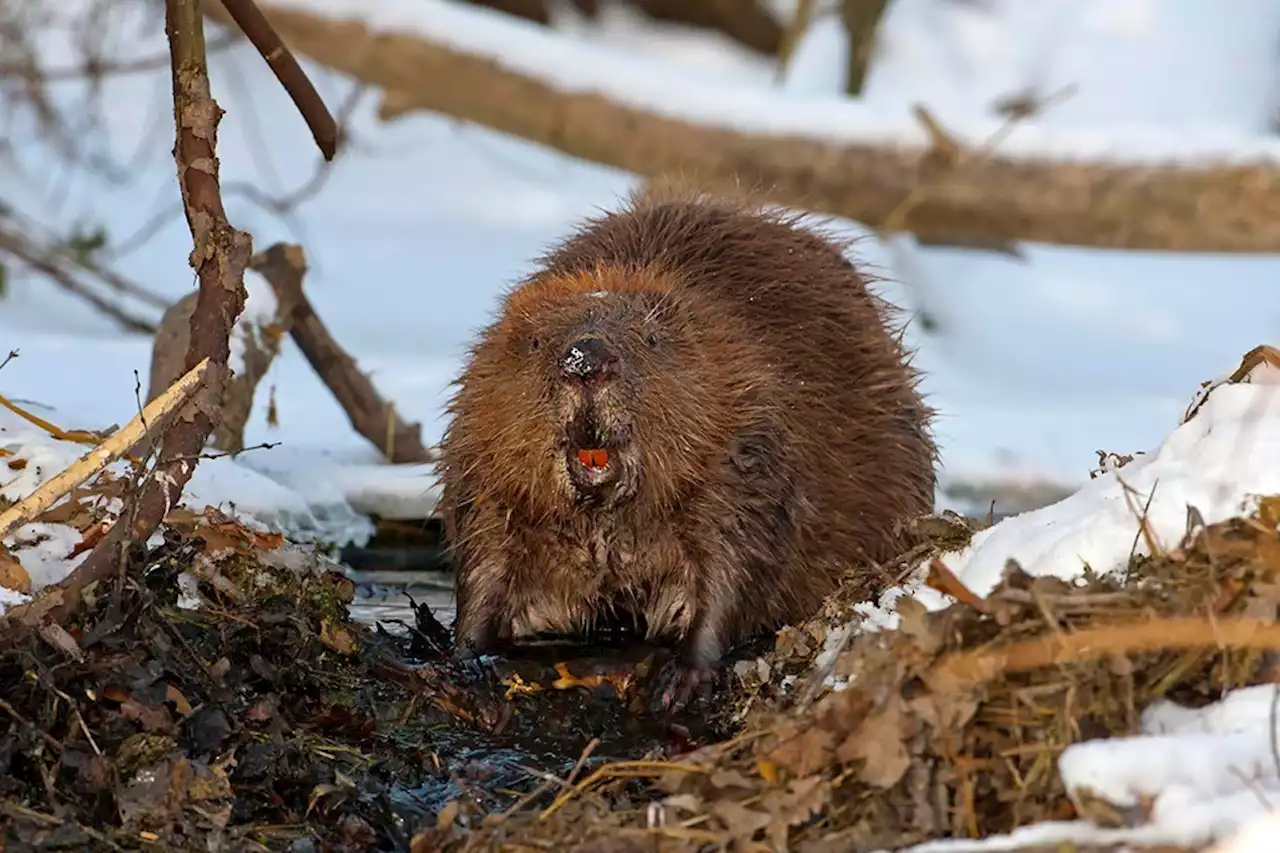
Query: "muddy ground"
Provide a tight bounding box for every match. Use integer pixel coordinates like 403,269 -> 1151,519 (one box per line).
3,498 -> 1278,852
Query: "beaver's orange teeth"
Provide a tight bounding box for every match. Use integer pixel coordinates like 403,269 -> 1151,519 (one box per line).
577,449 -> 610,468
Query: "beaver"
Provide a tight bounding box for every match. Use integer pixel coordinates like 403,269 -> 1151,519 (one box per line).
437,189 -> 938,710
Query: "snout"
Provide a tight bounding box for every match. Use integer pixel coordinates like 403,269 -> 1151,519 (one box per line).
560,337 -> 617,382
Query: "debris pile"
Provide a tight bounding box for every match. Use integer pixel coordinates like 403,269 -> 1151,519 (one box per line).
430,499 -> 1280,852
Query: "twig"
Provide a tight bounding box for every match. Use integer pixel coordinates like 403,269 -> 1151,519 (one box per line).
250,243 -> 434,463
0,359 -> 210,542
0,34 -> 237,81
0,224 -> 158,334
927,615 -> 1280,693
539,761 -> 708,821
0,203 -> 172,310
216,0 -> 338,160
0,393 -> 110,446
773,0 -> 817,84
0,350 -> 16,372
0,0 -> 254,637
877,86 -> 1077,239
840,0 -> 891,96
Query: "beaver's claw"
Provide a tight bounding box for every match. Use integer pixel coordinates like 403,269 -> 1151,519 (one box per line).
651,659 -> 716,714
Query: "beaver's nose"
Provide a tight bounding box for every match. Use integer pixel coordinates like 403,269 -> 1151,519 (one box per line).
561,337 -> 617,381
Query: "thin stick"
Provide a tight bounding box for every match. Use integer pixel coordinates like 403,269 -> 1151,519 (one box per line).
0,226 -> 158,334
0,394 -> 106,446
0,359 -> 210,541
928,615 -> 1280,693
217,0 -> 338,160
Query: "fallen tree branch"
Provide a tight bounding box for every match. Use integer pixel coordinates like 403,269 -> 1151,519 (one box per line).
146,274 -> 293,453
0,359 -> 211,542
216,0 -> 338,160
249,242 -> 433,463
632,0 -> 782,56
204,1 -> 1280,253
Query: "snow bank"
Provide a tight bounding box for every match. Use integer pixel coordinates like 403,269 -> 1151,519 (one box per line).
861,352 -> 1280,851
895,687 -> 1280,851
858,355 -> 1280,631
260,0 -> 1280,165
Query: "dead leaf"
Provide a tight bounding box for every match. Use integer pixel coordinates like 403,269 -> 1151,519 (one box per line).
121,698 -> 175,733
67,520 -> 112,559
837,700 -> 912,788
711,799 -> 771,847
319,620 -> 358,656
759,776 -> 830,851
550,661 -> 634,699
895,596 -> 945,656
926,558 -> 989,613
37,622 -> 83,661
164,684 -> 194,717
709,769 -> 755,791
0,544 -> 31,594
434,799 -> 459,829
765,725 -> 834,778
501,673 -> 543,700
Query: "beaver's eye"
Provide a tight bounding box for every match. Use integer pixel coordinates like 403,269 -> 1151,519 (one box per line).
645,332 -> 660,349
529,336 -> 541,352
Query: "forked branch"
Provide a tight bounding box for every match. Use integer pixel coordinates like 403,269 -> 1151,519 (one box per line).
0,0 -> 253,635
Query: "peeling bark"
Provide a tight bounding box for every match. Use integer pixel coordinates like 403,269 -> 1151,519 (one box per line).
0,0 -> 253,634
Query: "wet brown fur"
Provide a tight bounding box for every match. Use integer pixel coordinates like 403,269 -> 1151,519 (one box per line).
438,187 -> 938,673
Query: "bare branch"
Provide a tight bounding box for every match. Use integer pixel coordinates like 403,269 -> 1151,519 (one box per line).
0,359 -> 211,543
840,0 -> 891,96
0,0 -> 254,635
216,0 -> 339,160
0,222 -> 159,334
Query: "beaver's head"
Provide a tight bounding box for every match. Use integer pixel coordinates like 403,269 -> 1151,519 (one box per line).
444,265 -> 756,515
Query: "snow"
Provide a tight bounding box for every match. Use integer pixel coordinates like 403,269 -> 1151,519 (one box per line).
894,686 -> 1280,851
7,0 -> 1280,849
227,269 -> 282,379
259,0 -> 1280,164
932,360 -> 1280,601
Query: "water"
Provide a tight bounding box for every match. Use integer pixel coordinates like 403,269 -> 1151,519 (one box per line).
346,567 -> 456,633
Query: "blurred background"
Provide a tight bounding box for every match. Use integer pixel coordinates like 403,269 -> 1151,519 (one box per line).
3,0 -> 1280,534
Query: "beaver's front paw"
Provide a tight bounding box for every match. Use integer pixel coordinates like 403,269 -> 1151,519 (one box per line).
650,658 -> 717,714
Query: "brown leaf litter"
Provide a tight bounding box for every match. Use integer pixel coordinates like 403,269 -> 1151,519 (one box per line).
418,497 -> 1280,853
9,490 -> 1276,852
0,506 -> 727,851
7,359 -> 1280,851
